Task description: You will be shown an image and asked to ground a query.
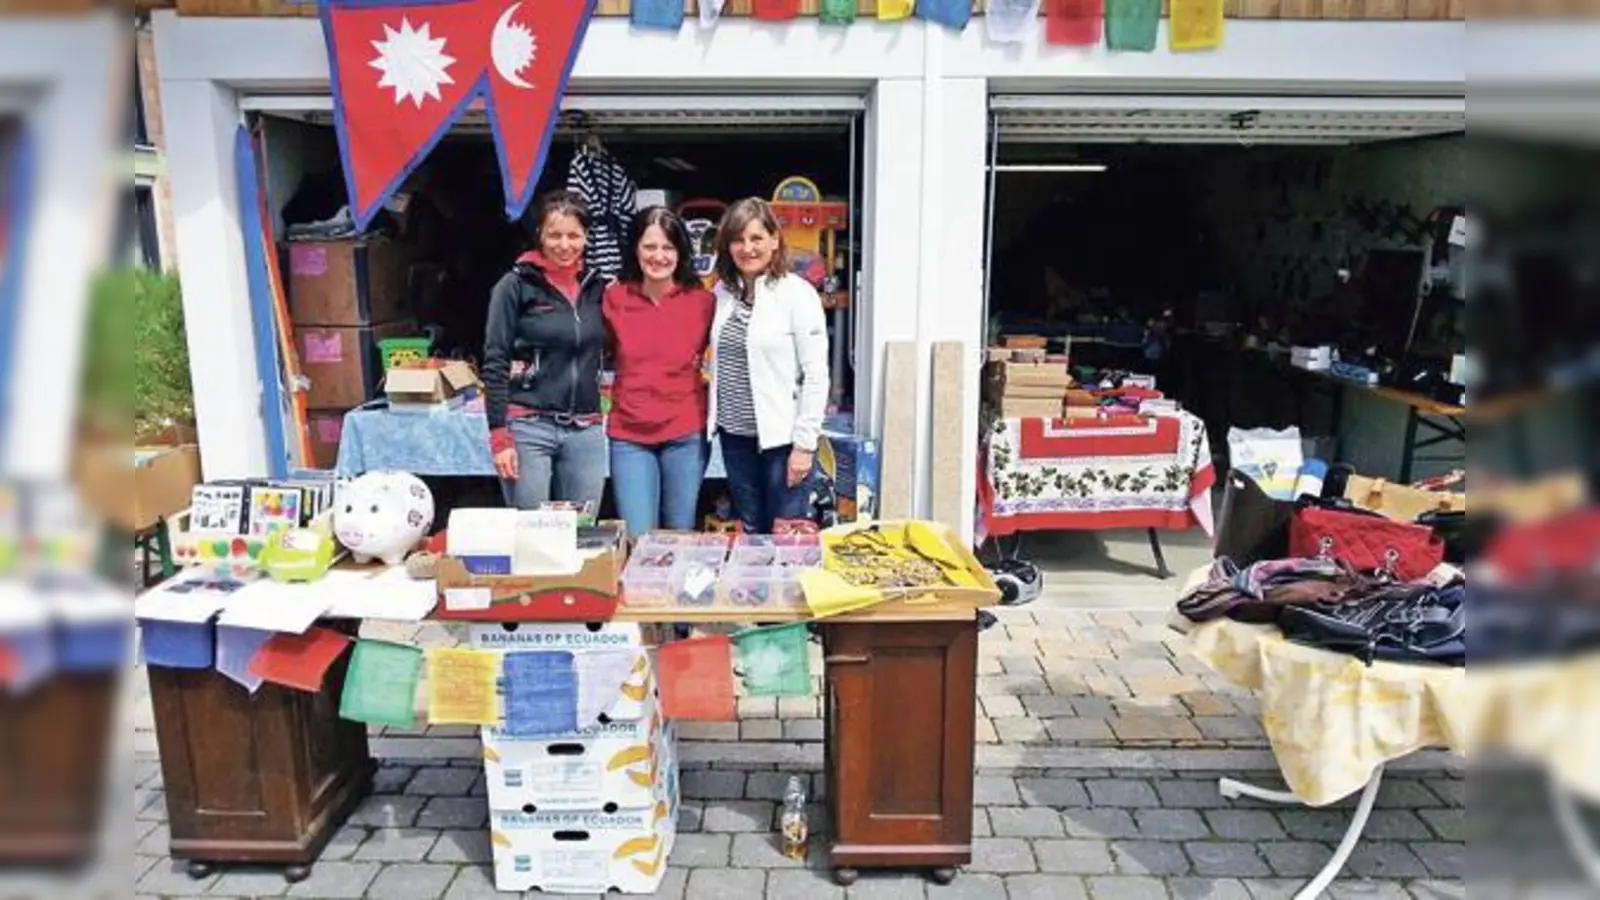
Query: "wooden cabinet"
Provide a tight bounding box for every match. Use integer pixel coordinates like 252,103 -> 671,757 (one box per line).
0,673 -> 118,862
147,622 -> 373,881
822,618 -> 978,884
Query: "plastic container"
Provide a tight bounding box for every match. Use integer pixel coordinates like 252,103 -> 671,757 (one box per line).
620,562 -> 676,607
719,565 -> 783,606
674,560 -> 723,606
734,534 -> 778,549
729,545 -> 777,567
378,336 -> 433,371
777,545 -> 823,569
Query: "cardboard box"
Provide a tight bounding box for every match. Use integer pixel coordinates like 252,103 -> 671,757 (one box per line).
75,442 -> 201,533
816,432 -> 879,523
299,321 -> 415,409
992,397 -> 1064,419
285,239 -> 413,327
986,361 -> 1071,392
434,525 -> 629,622
481,701 -> 672,812
306,410 -> 345,470
383,361 -> 480,408
488,768 -> 678,894
469,622 -> 657,726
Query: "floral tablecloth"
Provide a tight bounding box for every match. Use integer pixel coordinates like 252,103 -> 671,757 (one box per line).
979,411 -> 1215,537
335,404 -> 498,477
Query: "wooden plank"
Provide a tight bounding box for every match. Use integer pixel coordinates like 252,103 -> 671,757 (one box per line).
878,341 -> 918,521
929,341 -> 966,534
1278,0 -> 1320,17
1443,0 -> 1466,16
1355,0 -> 1407,16
175,0 -> 316,15
1405,0 -> 1446,16
1318,0 -> 1357,18
1234,0 -> 1283,18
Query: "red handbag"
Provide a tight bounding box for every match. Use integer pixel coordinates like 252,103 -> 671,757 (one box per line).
1289,505 -> 1444,581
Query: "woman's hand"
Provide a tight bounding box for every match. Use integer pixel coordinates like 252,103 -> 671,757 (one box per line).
787,448 -> 815,488
494,446 -> 520,481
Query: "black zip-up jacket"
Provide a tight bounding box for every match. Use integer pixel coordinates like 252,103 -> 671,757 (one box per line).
482,259 -> 606,430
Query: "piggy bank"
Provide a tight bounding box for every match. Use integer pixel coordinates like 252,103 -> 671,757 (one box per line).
333,471 -> 435,565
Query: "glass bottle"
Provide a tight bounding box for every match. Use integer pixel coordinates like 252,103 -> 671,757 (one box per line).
780,775 -> 809,861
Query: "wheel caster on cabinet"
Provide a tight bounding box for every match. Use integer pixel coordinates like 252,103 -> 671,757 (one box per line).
930,867 -> 958,885
284,864 -> 312,884
184,861 -> 214,880
832,867 -> 860,887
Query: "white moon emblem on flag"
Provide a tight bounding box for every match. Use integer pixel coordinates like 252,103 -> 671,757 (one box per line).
491,3 -> 537,90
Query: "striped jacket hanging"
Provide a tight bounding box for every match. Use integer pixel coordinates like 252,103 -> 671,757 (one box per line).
566,145 -> 637,281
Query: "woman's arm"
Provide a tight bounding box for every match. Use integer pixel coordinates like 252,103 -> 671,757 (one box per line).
788,277 -> 831,452
482,274 -> 520,453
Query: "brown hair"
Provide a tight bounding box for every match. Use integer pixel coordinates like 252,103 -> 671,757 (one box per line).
713,197 -> 789,299
529,189 -> 590,237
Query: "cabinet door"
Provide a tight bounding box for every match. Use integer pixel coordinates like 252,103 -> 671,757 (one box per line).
826,620 -> 977,849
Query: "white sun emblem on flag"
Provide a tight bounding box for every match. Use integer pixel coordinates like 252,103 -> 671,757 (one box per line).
369,17 -> 457,108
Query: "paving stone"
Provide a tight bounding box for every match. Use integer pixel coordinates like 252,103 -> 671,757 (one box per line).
1184,843 -> 1271,878
372,765 -> 416,793
284,861 -> 381,898
1326,882 -> 1413,900
669,833 -> 731,867
1416,808 -> 1466,842
746,772 -> 798,801
1422,779 -> 1463,807
1017,696 -> 1076,718
1045,718 -> 1118,742
994,717 -> 1051,743
1033,839 -> 1114,875
1167,877 -> 1252,900
136,860 -> 218,895
978,675 -> 1050,697
138,824 -> 170,856
1372,779 -> 1443,809
1006,874 -> 1089,900
1085,875 -> 1170,900
785,719 -> 825,741
768,869 -> 845,900
1343,843 -> 1429,879
1191,717 -> 1265,741
427,829 -> 491,863
135,789 -> 166,821
1155,780 -> 1221,808
348,794 -> 426,828
1204,811 -> 1286,841
685,867 -> 766,899
1068,697 -> 1118,719
1017,778 -> 1090,808
207,867 -> 292,896
981,695 -> 1026,718
645,866 -> 691,900
926,872 -> 1008,899
1407,842 -> 1463,879
973,776 -> 1021,806
999,655 -> 1042,675
365,863 -> 459,900
843,872 -> 929,899
731,832 -> 804,868
1407,879 -> 1465,900
405,766 -> 478,796
352,827 -> 440,862
416,797 -> 488,829
1109,717 -> 1203,742
702,800 -> 774,833
684,770 -> 747,800
1132,809 -> 1209,841
1360,811 -> 1432,841
1178,693 -> 1237,717
740,697 -> 778,717
975,718 -> 1000,744
988,807 -> 1066,837
778,696 -> 819,717
742,720 -> 784,741
1085,779 -> 1161,808
1239,878 -> 1302,900
1109,841 -> 1192,876
1258,841 -> 1331,877
1062,808 -> 1140,840
1276,810 -> 1355,842
969,837 -> 1036,874
680,722 -> 742,741
971,808 -> 991,837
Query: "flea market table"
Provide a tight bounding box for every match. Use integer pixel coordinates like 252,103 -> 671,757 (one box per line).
145,593 -> 984,887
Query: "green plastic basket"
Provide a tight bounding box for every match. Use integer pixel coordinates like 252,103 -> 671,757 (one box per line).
378,337 -> 433,371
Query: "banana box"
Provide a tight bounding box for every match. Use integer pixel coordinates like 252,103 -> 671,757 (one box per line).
489,765 -> 678,894
469,622 -> 658,725
481,696 -> 675,812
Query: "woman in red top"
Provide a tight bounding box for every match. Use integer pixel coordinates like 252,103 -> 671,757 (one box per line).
603,206 -> 716,535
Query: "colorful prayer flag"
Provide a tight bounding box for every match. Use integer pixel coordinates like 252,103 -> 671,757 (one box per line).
340,640 -> 424,729
216,625 -> 274,693
248,626 -> 352,693
631,0 -> 685,30
986,0 -> 1039,43
503,651 -> 579,737
1169,0 -> 1224,50
657,635 -> 736,721
1105,0 -> 1159,51
575,649 -> 642,726
427,648 -> 501,725
753,0 -> 801,20
1046,0 -> 1103,46
697,0 -> 726,27
139,620 -> 213,670
733,624 -> 812,697
916,0 -> 971,30
877,0 -> 915,20
820,0 -> 856,24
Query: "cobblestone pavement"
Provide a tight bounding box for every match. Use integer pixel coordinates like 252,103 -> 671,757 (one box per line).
132,756 -> 1469,900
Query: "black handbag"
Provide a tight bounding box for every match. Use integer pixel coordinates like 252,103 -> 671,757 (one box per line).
1278,583 -> 1465,666
1213,470 -> 1294,565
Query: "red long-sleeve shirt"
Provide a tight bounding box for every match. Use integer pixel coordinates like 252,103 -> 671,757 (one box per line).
602,281 -> 715,445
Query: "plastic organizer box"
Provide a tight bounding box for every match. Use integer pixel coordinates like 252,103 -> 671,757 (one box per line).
621,532 -> 821,608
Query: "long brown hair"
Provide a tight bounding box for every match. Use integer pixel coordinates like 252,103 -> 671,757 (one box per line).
713,197 -> 789,299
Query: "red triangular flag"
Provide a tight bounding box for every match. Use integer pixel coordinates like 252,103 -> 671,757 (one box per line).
657,635 -> 736,721
248,627 -> 352,693
752,0 -> 802,20
1045,0 -> 1103,45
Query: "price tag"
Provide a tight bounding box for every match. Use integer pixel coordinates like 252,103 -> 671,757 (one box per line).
444,587 -> 491,611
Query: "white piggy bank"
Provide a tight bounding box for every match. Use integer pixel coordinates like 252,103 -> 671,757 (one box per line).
333,471 -> 435,565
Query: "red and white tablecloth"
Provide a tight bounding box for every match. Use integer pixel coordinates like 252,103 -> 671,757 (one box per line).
978,411 -> 1216,538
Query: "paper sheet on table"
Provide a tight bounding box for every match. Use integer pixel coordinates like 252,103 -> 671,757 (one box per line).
426,648 -> 501,725
134,571 -> 245,623
217,578 -> 332,634
798,569 -> 884,619
513,509 -> 580,575
324,567 -> 438,621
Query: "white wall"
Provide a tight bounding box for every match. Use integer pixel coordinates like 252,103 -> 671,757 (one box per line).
152,10 -> 1466,541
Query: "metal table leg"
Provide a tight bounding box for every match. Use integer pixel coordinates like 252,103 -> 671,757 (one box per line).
1399,408 -> 1422,484
1219,768 -> 1384,899
1147,529 -> 1171,579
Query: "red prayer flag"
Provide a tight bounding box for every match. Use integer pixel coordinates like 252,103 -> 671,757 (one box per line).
657,635 -> 736,721
248,627 -> 353,693
1045,0 -> 1103,45
0,640 -> 16,688
752,0 -> 802,19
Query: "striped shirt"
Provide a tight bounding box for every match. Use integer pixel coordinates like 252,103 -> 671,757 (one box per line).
715,301 -> 759,437
566,146 -> 636,281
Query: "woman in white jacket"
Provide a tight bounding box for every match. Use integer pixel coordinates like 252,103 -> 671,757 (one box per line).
706,197 -> 831,534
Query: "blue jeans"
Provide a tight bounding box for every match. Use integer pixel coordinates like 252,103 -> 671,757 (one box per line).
609,434 -> 708,536
501,417 -> 608,511
718,434 -> 811,535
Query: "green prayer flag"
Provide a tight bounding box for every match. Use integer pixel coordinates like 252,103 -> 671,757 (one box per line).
820,0 -> 857,24
339,640 -> 424,729
733,624 -> 812,697
1105,0 -> 1159,52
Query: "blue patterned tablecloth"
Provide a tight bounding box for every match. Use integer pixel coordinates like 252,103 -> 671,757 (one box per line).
336,403 -> 497,477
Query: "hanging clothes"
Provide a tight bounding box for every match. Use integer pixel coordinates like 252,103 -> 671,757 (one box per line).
566,143 -> 637,281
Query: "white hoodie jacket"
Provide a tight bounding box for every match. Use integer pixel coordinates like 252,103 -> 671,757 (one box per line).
706,272 -> 831,452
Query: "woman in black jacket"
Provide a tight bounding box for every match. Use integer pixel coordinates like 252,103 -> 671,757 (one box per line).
483,190 -> 608,511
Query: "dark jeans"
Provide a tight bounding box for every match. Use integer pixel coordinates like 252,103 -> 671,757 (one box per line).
718,433 -> 811,535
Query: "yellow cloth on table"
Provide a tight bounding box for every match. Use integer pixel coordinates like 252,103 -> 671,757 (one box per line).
1467,656 -> 1600,805
1183,618 -> 1467,806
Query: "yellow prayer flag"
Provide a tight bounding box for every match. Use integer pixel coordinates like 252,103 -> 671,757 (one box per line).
1168,0 -> 1223,51
426,648 -> 501,726
877,0 -> 915,20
